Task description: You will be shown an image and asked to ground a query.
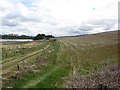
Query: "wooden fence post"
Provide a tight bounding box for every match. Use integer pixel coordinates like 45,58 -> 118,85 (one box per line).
17,64 -> 20,70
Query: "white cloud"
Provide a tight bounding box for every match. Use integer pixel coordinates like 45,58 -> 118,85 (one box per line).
0,0 -> 119,36
16,3 -> 30,16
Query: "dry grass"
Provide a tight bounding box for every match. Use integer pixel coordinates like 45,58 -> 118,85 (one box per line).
66,64 -> 119,88
2,30 -> 119,88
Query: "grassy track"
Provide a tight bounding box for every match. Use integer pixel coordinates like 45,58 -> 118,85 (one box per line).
3,40 -> 71,88
23,65 -> 62,88
2,31 -> 118,88
3,45 -> 50,74
2,41 -> 47,63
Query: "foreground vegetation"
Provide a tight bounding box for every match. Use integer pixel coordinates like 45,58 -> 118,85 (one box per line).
2,31 -> 118,88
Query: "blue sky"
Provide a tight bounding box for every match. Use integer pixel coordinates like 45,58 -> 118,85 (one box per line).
1,0 -> 119,36
9,0 -> 34,7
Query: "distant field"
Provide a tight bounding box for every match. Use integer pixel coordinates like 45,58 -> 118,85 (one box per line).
2,31 -> 119,88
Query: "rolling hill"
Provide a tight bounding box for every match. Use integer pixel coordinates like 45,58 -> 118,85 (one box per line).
2,30 -> 119,88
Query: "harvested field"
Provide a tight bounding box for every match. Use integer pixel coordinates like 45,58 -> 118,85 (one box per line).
2,31 -> 119,88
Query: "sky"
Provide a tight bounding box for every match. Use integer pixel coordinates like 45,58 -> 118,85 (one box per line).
0,0 -> 119,36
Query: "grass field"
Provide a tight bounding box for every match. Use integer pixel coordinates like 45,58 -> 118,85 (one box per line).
2,31 -> 119,88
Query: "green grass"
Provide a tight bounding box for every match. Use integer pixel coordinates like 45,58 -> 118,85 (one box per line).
3,40 -> 71,88
2,44 -> 51,73
32,65 -> 70,88
2,41 -> 46,61
77,43 -> 118,75
10,65 -> 54,88
2,31 -> 118,88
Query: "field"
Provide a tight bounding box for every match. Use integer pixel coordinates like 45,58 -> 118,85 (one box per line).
1,31 -> 119,88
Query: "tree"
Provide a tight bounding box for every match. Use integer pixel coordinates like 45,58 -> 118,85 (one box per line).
46,35 -> 54,40
1,34 -> 33,39
33,34 -> 46,40
33,34 -> 54,40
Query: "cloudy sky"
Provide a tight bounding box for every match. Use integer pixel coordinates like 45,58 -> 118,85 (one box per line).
0,0 -> 119,36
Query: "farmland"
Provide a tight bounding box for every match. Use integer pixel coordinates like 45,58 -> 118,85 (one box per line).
1,31 -> 119,88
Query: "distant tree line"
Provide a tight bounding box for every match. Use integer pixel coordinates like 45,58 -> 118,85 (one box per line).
0,34 -> 54,40
1,35 -> 34,39
33,34 -> 54,40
